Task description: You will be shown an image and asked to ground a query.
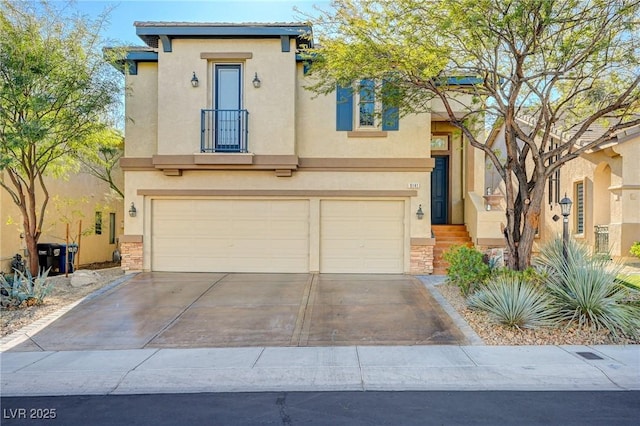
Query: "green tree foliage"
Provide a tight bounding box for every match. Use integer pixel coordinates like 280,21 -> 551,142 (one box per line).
77,128 -> 124,198
0,0 -> 122,275
302,0 -> 640,270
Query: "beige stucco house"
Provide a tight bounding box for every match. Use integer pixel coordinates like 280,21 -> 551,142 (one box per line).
487,119 -> 640,260
0,170 -> 123,274
117,22 -> 503,275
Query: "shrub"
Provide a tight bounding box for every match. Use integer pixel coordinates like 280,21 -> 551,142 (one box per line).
630,242 -> 640,259
443,245 -> 490,296
467,274 -> 557,329
491,266 -> 548,288
0,268 -> 54,308
534,238 -> 640,340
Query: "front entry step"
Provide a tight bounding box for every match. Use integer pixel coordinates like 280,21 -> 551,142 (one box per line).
432,225 -> 473,275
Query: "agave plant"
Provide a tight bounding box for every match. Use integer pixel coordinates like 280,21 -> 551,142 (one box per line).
467,274 -> 557,329
534,238 -> 640,340
0,268 -> 53,308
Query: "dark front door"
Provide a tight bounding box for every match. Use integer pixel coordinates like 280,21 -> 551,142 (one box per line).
431,156 -> 449,224
214,64 -> 241,152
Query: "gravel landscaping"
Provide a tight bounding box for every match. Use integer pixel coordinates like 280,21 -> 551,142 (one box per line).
435,281 -> 639,345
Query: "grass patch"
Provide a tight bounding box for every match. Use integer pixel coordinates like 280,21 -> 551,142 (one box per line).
617,274 -> 640,289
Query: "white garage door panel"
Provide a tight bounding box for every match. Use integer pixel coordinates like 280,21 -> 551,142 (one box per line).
320,200 -> 405,273
152,200 -> 309,272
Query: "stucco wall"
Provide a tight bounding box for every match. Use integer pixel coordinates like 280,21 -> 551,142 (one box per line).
125,62 -> 158,158
296,67 -> 430,158
0,171 -> 123,273
153,38 -> 297,156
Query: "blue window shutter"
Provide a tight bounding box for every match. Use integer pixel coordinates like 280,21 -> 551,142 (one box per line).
336,84 -> 353,131
381,81 -> 399,131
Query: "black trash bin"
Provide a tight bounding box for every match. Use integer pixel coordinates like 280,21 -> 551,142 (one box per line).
49,243 -> 61,275
37,243 -> 55,274
58,244 -> 78,274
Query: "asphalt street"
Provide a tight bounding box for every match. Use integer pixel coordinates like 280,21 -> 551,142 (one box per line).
2,391 -> 639,425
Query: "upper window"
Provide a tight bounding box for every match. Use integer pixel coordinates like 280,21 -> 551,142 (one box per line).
358,79 -> 376,128
336,80 -> 399,132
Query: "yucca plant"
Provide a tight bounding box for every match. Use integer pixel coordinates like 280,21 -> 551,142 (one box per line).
534,238 -> 640,340
467,274 -> 558,329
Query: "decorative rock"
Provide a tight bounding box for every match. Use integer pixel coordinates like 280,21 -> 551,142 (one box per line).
70,270 -> 101,287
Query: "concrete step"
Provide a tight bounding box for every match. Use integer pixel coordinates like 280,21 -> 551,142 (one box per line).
431,224 -> 473,276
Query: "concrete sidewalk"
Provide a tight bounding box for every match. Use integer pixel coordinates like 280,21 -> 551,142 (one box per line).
2,344 -> 638,396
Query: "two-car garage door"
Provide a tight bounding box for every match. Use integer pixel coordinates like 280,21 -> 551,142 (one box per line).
151,199 -> 405,273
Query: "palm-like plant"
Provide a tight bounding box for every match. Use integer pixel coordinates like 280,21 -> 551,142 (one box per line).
534,238 -> 639,340
467,274 -> 557,329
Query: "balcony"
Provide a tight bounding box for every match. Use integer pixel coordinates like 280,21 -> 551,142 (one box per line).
201,109 -> 249,153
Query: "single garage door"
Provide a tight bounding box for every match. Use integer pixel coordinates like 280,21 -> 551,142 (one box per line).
152,199 -> 309,272
320,200 -> 405,273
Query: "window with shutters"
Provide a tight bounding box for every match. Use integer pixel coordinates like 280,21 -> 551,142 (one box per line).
574,181 -> 585,234
336,80 -> 399,132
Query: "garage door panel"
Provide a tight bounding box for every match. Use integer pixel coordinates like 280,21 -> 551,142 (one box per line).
320,200 -> 405,274
152,200 -> 309,273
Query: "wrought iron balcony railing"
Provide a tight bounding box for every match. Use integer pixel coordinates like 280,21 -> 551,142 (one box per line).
201,109 -> 249,153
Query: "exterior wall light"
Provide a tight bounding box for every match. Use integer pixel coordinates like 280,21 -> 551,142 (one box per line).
129,202 -> 137,217
252,72 -> 261,88
191,72 -> 199,88
416,204 -> 424,220
559,194 -> 572,262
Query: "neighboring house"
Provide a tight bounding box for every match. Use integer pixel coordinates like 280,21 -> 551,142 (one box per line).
115,21 -> 500,274
0,170 -> 124,273
488,118 -> 640,260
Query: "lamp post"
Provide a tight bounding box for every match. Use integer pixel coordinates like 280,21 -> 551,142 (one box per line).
559,194 -> 572,263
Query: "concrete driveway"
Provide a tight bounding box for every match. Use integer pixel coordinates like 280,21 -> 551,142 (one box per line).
9,273 -> 467,351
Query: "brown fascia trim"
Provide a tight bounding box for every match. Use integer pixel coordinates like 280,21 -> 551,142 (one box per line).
119,234 -> 143,243
299,158 -> 435,172
120,157 -> 154,170
121,156 -> 434,172
137,189 -> 418,197
410,237 -> 436,246
200,52 -> 253,59
120,155 -> 299,171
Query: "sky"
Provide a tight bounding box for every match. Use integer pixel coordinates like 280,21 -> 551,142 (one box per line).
62,0 -> 330,45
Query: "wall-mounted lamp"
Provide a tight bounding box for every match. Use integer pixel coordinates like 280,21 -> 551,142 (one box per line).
416,204 -> 424,220
252,72 -> 261,88
190,72 -> 199,88
128,202 -> 137,217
